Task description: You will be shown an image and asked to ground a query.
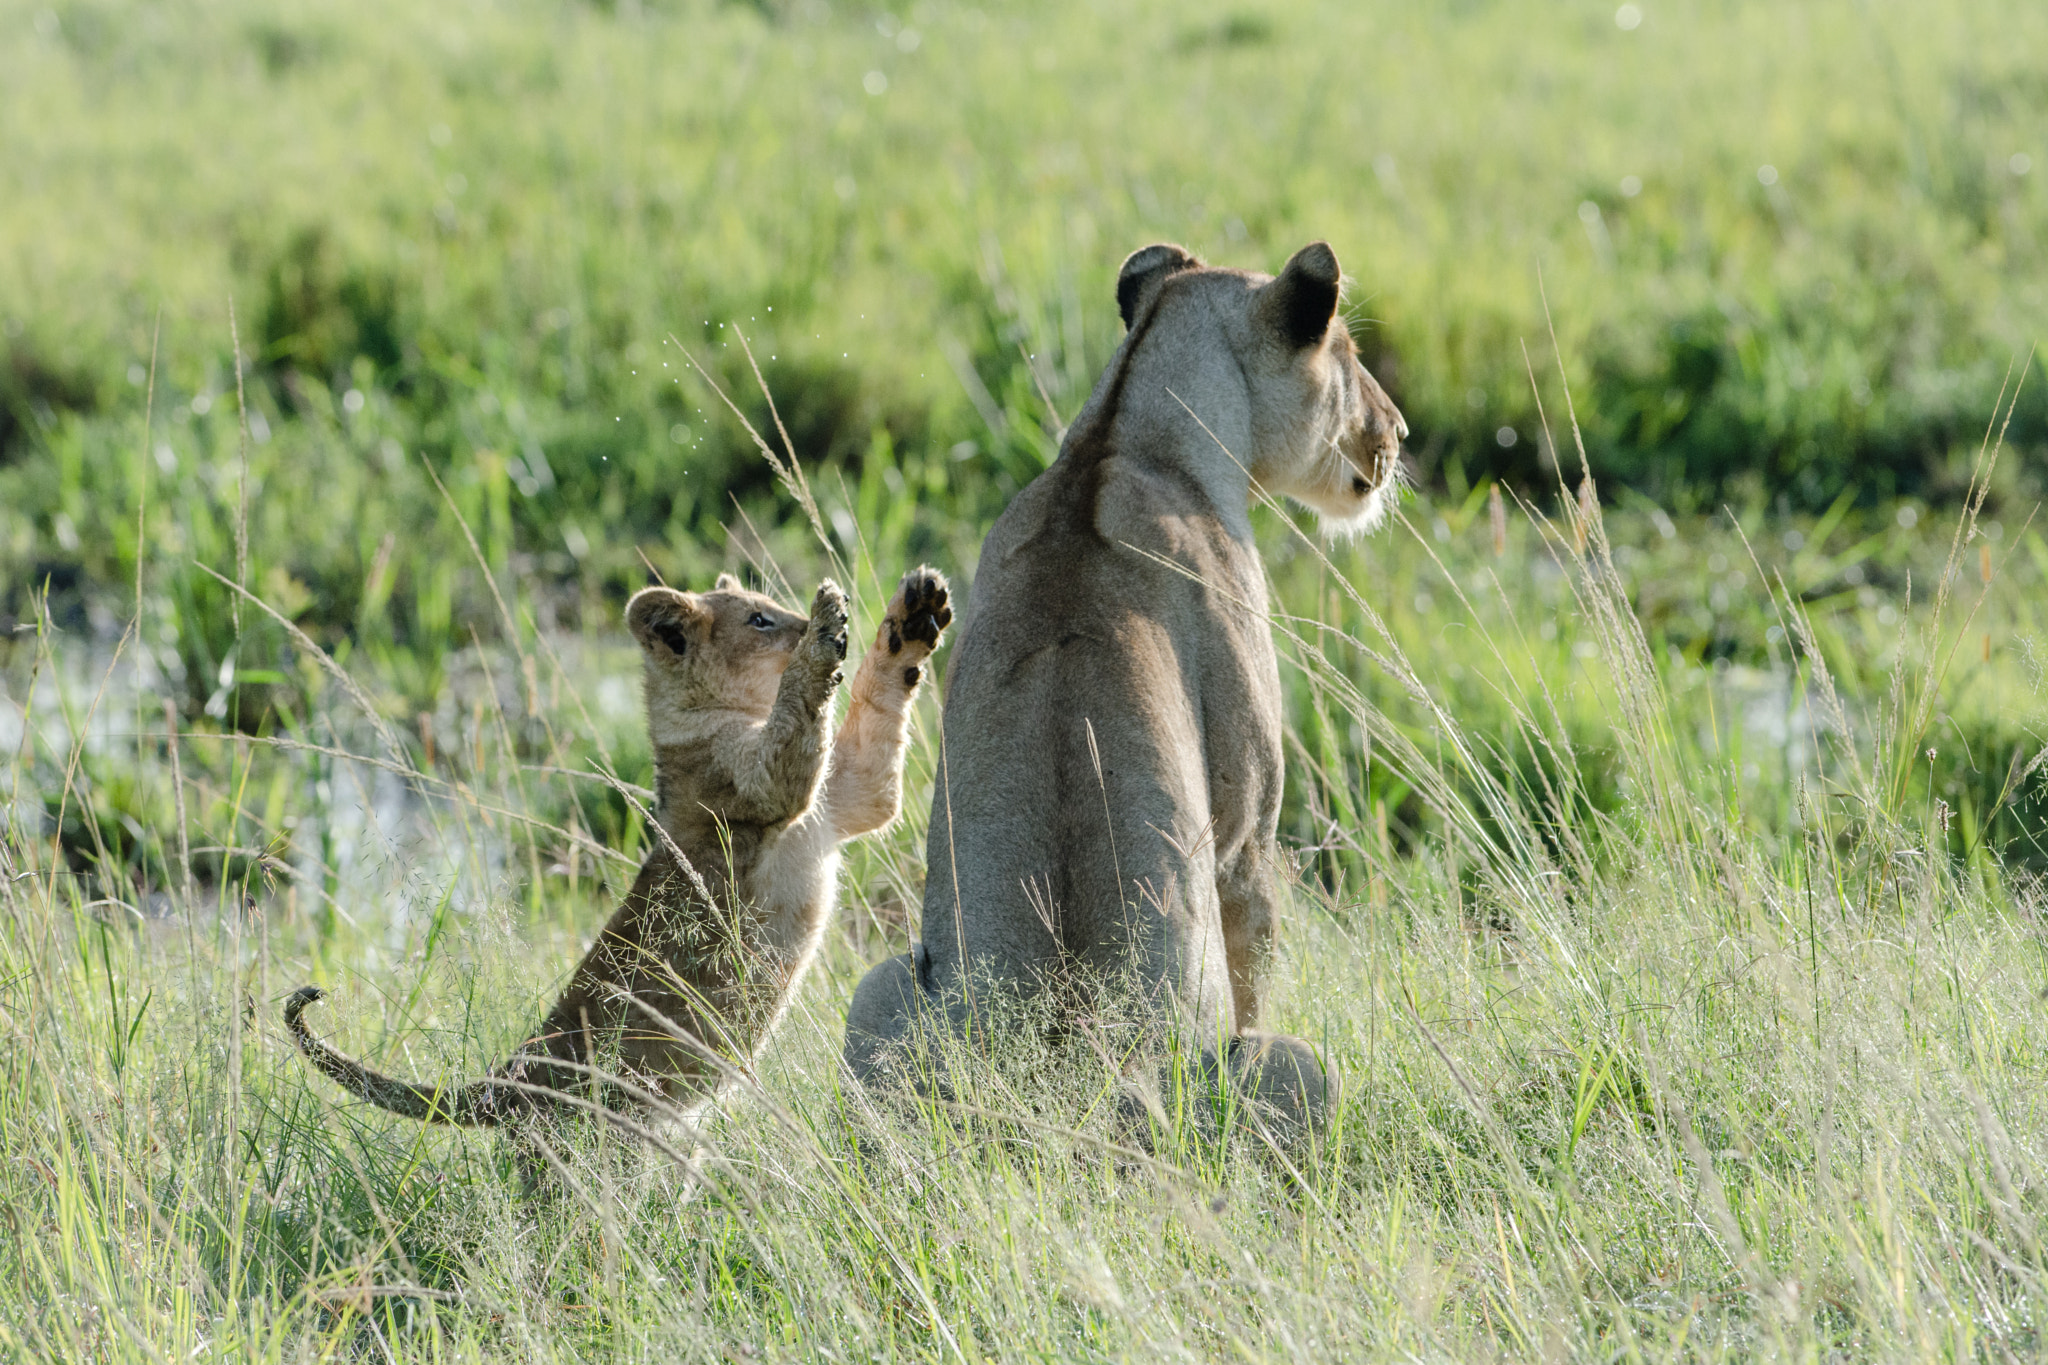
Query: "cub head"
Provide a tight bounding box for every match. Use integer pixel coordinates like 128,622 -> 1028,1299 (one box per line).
626,573 -> 809,736
1114,238 -> 1407,536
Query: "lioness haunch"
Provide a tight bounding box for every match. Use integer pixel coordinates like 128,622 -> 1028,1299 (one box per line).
287,568 -> 950,1127
845,242 -> 1404,1133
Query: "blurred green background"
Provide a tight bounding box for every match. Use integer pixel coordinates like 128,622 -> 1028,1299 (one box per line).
4,0 -> 2044,650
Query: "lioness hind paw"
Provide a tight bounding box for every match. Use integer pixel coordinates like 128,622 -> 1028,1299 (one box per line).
887,566 -> 952,654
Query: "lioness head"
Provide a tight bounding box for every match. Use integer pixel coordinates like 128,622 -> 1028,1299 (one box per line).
626,573 -> 809,731
1115,239 -> 1406,535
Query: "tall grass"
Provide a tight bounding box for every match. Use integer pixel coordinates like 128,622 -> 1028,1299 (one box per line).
4,340 -> 2046,1359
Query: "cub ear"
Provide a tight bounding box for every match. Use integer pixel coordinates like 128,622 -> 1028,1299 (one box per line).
1116,243 -> 1201,329
712,571 -> 741,592
626,588 -> 711,658
1265,240 -> 1343,349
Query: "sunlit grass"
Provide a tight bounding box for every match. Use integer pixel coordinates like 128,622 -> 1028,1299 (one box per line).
4,391 -> 2045,1356
3,5 -> 2047,1349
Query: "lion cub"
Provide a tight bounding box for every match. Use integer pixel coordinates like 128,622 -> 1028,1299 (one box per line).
288,566 -> 951,1127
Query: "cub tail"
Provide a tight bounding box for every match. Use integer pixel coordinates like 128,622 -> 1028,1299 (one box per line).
284,986 -> 527,1126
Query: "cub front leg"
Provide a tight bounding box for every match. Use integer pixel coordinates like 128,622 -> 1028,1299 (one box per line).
733,580 -> 848,823
824,567 -> 951,838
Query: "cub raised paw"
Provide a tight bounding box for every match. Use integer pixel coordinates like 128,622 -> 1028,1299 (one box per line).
820,565 -> 952,839
879,566 -> 952,685
801,578 -> 850,676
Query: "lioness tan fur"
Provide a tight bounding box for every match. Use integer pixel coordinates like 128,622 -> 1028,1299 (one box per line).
288,567 -> 951,1126
843,241 -> 1403,1129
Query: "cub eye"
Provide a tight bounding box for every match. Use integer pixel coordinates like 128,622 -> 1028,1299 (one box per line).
748,612 -> 775,630
1352,476 -> 1370,495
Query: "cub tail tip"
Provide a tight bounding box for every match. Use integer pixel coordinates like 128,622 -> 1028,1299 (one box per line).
284,985 -> 327,1033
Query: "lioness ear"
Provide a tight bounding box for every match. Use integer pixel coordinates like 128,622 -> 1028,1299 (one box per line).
713,572 -> 741,592
626,588 -> 711,658
1266,241 -> 1343,348
1116,243 -> 1201,329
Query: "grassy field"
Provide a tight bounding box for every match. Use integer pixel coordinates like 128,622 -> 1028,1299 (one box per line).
6,437 -> 2048,1358
6,0 -> 2048,1359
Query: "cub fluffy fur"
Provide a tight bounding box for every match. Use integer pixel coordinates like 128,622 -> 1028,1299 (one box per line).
288,567 -> 950,1125
843,241 -> 1403,1130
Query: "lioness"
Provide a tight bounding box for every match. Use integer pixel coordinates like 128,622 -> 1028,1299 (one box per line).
288,567 -> 950,1127
843,242 -> 1402,1130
